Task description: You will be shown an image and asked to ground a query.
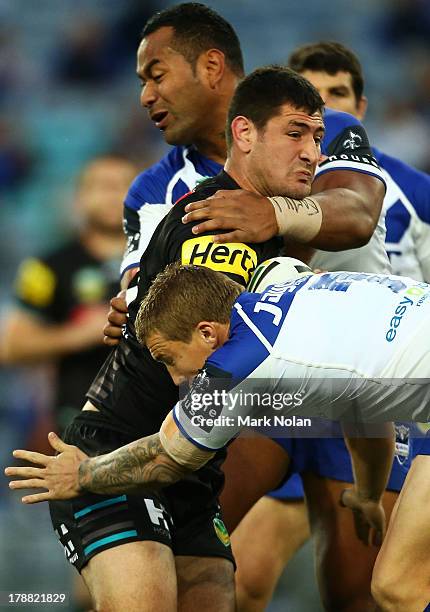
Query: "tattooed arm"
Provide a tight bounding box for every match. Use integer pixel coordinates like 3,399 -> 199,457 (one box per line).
79,433 -> 189,495
5,427 -> 202,504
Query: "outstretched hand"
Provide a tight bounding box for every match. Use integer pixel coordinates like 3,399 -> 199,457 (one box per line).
340,487 -> 386,547
182,189 -> 278,243
5,432 -> 88,504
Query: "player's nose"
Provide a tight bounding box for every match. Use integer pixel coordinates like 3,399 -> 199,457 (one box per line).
140,81 -> 157,108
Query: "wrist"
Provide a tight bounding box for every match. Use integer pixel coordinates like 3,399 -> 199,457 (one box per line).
77,458 -> 93,493
268,196 -> 322,241
354,486 -> 382,504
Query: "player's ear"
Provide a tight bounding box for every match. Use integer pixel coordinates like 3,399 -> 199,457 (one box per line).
230,116 -> 256,154
356,95 -> 368,121
196,321 -> 218,348
196,49 -> 226,89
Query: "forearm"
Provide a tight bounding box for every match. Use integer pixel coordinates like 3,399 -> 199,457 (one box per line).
2,314 -> 90,363
308,188 -> 377,250
308,170 -> 385,250
343,423 -> 395,501
78,433 -> 190,495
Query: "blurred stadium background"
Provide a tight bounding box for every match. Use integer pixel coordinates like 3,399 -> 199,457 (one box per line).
0,1 -> 429,609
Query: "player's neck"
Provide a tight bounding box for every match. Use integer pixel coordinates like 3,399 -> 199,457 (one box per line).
192,99 -> 230,164
223,159 -> 259,195
193,132 -> 227,165
80,228 -> 125,261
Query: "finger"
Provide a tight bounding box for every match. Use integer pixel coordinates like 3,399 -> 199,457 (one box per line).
22,491 -> 52,504
103,335 -> 120,347
5,466 -> 45,478
103,322 -> 123,336
107,310 -> 127,325
110,296 -> 128,313
47,431 -> 71,453
182,208 -> 213,224
9,478 -> 47,490
212,231 -> 246,243
184,200 -> 209,213
12,449 -> 50,466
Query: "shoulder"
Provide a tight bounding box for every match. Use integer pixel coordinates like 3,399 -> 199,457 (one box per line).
375,148 -> 430,222
125,146 -> 189,209
322,108 -> 368,153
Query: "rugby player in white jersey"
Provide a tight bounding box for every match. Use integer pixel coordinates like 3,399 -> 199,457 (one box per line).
9,259 -> 430,612
224,41 -> 430,612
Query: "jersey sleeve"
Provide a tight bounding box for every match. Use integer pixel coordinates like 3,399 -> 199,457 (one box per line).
379,151 -> 430,282
121,167 -> 174,278
414,222 -> 430,281
317,108 -> 386,185
13,256 -> 58,321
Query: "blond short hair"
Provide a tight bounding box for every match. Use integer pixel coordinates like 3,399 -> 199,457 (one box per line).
135,262 -> 243,344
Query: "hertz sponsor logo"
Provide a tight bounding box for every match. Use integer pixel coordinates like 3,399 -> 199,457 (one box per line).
181,236 -> 257,283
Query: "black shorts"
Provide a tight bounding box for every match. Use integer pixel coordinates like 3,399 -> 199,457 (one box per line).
49,415 -> 234,572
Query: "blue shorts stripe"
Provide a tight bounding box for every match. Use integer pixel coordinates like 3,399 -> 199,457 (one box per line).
83,530 -> 138,556
74,495 -> 127,519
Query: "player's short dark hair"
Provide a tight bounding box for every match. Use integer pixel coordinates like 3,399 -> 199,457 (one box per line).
288,41 -> 364,102
142,3 -> 244,77
226,65 -> 324,150
136,262 -> 243,344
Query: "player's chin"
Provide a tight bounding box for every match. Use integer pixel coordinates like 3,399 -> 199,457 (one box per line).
289,183 -> 312,200
163,124 -> 190,146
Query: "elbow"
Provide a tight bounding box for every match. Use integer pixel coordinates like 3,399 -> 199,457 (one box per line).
351,214 -> 377,248
0,337 -> 19,365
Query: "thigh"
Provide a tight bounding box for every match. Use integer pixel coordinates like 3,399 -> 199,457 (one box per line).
82,540 -> 177,612
373,455 -> 430,608
231,496 -> 309,611
220,434 -> 290,531
171,497 -> 235,612
175,556 -> 235,612
303,472 -> 398,612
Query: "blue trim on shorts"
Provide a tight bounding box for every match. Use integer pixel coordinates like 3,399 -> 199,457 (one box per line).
74,495 -> 127,519
83,530 -> 138,555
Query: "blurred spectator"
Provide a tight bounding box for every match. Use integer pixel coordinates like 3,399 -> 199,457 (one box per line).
380,0 -> 430,50
373,100 -> 430,172
1,155 -> 136,432
0,119 -> 33,191
53,1 -> 161,87
53,19 -> 116,86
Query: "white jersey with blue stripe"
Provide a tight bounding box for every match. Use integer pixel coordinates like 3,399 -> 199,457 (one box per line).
375,148 -> 430,282
120,108 -> 386,278
311,109 -> 390,274
121,145 -> 222,277
173,272 -> 430,450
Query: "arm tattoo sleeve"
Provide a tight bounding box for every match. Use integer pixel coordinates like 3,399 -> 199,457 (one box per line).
78,433 -> 189,494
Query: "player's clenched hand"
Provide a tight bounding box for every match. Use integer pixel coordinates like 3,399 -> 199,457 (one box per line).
103,290 -> 128,346
5,432 -> 88,504
340,487 -> 386,547
182,189 -> 278,243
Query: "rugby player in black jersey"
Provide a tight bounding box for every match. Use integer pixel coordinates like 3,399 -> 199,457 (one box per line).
7,65 -> 327,612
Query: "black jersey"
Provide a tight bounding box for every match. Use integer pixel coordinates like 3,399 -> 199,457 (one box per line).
87,171 -> 281,436
13,239 -> 120,427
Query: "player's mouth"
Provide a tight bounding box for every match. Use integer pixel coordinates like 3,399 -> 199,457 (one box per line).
296,170 -> 313,183
150,110 -> 169,129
